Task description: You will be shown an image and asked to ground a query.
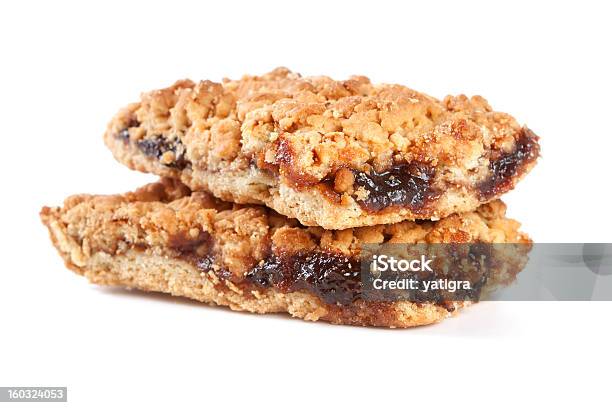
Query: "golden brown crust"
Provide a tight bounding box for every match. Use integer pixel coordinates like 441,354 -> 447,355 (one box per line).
41,179 -> 530,328
105,68 -> 540,229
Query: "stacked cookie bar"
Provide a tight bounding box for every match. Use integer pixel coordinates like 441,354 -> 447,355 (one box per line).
41,68 -> 539,327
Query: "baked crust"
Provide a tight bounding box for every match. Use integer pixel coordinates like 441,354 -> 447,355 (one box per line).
104,68 -> 539,229
41,179 -> 530,328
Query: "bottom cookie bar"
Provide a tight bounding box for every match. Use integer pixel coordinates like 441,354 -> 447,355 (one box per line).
41,179 -> 530,328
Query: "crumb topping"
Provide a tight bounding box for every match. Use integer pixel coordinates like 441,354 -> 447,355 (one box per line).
108,67 -> 536,192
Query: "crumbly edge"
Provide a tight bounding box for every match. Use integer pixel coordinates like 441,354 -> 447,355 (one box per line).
40,179 -> 529,328
104,68 -> 540,229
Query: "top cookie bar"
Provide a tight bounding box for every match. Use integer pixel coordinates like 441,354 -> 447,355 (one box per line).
105,68 -> 539,229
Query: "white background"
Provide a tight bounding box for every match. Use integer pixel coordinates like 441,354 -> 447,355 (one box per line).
1,1 -> 611,407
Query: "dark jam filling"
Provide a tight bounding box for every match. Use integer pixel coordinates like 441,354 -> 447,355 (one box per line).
116,119 -> 140,143
352,162 -> 440,213
117,128 -> 131,142
245,252 -> 362,305
178,245 -> 498,308
136,135 -> 189,170
240,249 -> 488,307
478,128 -> 539,199
168,230 -> 212,254
115,122 -> 189,170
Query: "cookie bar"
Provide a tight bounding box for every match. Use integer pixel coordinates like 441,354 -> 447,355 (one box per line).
105,68 -> 540,229
41,179 -> 530,328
